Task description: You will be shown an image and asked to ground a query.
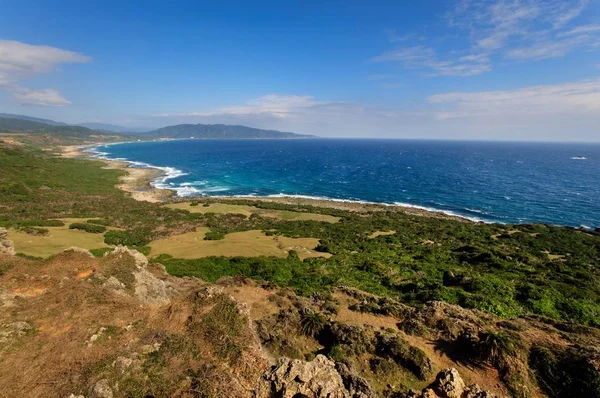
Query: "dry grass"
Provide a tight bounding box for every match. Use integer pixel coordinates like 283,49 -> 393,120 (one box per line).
368,230 -> 397,239
164,202 -> 340,223
8,221 -> 111,258
149,229 -> 331,260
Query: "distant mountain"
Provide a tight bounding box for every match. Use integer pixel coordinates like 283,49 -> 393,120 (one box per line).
0,116 -> 125,139
0,113 -> 68,126
139,124 -> 314,139
77,123 -> 152,133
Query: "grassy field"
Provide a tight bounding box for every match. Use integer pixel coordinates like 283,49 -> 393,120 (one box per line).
149,228 -> 330,260
165,201 -> 340,223
8,225 -> 110,258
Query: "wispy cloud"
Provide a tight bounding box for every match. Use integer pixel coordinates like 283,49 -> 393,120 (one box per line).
149,78 -> 600,141
373,46 -> 491,76
374,0 -> 597,77
0,40 -> 90,106
428,78 -> 600,122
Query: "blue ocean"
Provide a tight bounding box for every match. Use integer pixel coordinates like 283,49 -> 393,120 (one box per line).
92,139 -> 600,228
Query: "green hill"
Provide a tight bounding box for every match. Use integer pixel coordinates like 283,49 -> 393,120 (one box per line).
139,123 -> 315,139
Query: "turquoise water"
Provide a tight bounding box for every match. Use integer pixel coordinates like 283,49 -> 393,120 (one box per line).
93,139 -> 600,228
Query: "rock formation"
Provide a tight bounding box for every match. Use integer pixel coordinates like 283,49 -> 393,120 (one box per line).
408,368 -> 503,398
254,354 -> 375,398
0,228 -> 15,256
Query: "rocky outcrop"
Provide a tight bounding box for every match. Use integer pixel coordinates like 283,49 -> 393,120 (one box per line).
254,354 -> 375,398
0,228 -> 15,256
408,368 -> 503,398
103,246 -> 170,305
90,379 -> 113,398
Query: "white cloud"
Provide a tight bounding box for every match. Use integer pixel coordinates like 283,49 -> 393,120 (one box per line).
11,87 -> 72,106
0,40 -> 90,106
428,79 -> 600,121
374,0 -> 597,77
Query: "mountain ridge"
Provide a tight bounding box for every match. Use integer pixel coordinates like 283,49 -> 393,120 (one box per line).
0,113 -> 314,139
139,123 -> 315,139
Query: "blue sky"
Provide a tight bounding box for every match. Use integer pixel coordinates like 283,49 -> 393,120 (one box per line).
1,0 -> 600,140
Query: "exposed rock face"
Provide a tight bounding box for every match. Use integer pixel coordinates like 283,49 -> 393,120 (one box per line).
90,379 -> 113,398
254,354 -> 375,398
108,245 -> 148,267
430,368 -> 467,398
0,228 -> 15,256
409,368 -> 503,398
103,246 -> 170,305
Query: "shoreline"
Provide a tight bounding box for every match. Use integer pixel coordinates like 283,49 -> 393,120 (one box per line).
60,143 -> 478,223
61,144 -> 174,203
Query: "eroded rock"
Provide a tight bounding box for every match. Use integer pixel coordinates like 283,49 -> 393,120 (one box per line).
91,379 -> 113,398
408,368 -> 503,398
0,228 -> 16,256
254,354 -> 375,398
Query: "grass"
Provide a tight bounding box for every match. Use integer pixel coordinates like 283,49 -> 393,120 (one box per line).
164,201 -> 340,223
148,229 -> 330,260
368,230 -> 397,239
8,225 -> 111,257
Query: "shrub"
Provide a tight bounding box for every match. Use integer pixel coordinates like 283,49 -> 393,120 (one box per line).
104,229 -> 150,246
204,231 -> 225,241
86,219 -> 111,226
16,226 -> 49,236
69,223 -> 106,234
190,200 -> 199,206
529,346 -> 600,398
300,310 -> 326,336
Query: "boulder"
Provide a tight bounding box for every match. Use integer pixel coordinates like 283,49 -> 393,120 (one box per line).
91,379 -> 113,398
431,368 -> 466,398
407,368 -> 504,398
0,228 -> 16,256
254,354 -> 375,398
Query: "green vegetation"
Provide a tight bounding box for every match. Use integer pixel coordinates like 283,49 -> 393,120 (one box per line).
69,222 -> 107,233
203,231 -> 225,240
1,141 -> 600,327
529,345 -> 600,397
299,310 -> 326,336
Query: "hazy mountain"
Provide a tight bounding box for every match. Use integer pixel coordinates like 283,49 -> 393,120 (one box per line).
77,123 -> 152,133
0,113 -> 68,126
139,123 -> 315,139
0,116 -> 124,139
0,113 -> 313,140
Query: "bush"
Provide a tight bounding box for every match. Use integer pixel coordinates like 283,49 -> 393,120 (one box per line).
86,219 -> 111,226
69,223 -> 106,234
529,346 -> 600,398
16,226 -> 49,236
300,310 -> 326,336
104,229 -> 150,246
204,231 -> 225,241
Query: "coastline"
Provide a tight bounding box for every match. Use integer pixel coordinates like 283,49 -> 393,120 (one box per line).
59,143 -> 476,222
61,144 -> 173,203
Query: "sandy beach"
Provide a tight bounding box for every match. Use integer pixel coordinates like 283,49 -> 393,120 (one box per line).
61,145 -> 173,203
60,144 -> 471,222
